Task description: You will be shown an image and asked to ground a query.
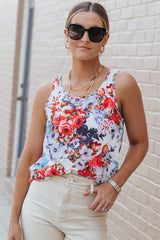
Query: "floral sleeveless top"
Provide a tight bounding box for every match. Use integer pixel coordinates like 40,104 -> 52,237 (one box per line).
29,69 -> 124,184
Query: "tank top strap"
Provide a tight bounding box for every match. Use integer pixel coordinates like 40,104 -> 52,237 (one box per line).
52,76 -> 61,88
103,68 -> 119,91
100,69 -> 120,101
107,69 -> 119,84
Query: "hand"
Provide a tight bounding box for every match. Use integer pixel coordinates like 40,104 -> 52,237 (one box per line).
8,220 -> 21,240
83,181 -> 118,212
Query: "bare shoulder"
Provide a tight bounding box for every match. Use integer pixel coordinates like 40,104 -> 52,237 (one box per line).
115,71 -> 141,102
34,79 -> 53,108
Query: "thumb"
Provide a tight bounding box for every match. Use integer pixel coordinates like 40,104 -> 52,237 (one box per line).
83,188 -> 91,196
83,184 -> 97,196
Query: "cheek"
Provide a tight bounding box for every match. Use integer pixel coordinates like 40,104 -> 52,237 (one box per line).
92,45 -> 102,54
69,40 -> 78,51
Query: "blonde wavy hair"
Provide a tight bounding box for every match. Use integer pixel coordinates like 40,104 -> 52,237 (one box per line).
65,2 -> 109,33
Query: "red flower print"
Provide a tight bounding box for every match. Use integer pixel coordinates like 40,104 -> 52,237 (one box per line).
55,78 -> 59,84
90,173 -> 97,179
52,84 -> 55,91
61,167 -> 65,174
72,115 -> 83,128
37,176 -> 43,181
45,166 -> 59,177
78,168 -> 92,177
102,144 -> 108,154
106,84 -> 114,95
91,142 -> 101,152
89,155 -> 103,168
75,106 -> 83,114
111,111 -> 121,124
36,169 -> 46,177
53,114 -> 65,126
51,102 -> 59,114
97,88 -> 105,97
103,97 -> 116,110
95,104 -> 103,110
29,178 -> 34,184
62,106 -> 73,117
58,120 -> 73,135
69,136 -> 75,142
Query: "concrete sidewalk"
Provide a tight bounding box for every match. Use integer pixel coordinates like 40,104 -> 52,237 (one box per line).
0,191 -> 11,240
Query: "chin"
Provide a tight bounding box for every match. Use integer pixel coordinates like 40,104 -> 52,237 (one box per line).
74,53 -> 99,61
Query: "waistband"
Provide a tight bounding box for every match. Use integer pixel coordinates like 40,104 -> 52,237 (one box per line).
59,174 -> 97,195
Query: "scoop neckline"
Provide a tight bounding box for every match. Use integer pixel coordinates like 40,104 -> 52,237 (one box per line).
59,69 -> 113,100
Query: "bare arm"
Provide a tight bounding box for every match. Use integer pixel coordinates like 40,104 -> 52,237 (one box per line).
112,72 -> 148,187
8,81 -> 52,240
84,72 -> 148,212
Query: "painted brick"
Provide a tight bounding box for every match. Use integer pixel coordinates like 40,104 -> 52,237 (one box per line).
124,44 -> 137,56
147,166 -> 160,185
111,20 -> 127,32
145,29 -> 156,42
154,29 -> 160,41
127,18 -> 141,31
133,5 -> 148,17
121,7 -> 133,19
148,1 -> 160,16
120,32 -> 132,43
110,9 -> 122,21
137,43 -> 152,56
132,31 -> 145,43
145,222 -> 160,240
116,0 -> 128,9
0,1 -> 160,240
148,195 -> 160,214
154,15 -> 160,28
126,196 -> 140,215
142,57 -> 158,70
152,42 -> 160,56
128,0 -> 142,6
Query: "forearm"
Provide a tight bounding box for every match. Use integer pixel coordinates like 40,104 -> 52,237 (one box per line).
10,159 -> 30,222
112,140 -> 148,188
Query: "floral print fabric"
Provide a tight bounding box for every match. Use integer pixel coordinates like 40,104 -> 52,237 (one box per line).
29,69 -> 124,184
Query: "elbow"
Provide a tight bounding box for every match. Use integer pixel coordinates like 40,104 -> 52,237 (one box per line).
130,136 -> 149,158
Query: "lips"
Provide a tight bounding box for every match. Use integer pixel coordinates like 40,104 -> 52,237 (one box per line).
78,46 -> 91,50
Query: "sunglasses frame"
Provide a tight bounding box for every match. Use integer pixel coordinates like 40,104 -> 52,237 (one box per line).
67,23 -> 107,43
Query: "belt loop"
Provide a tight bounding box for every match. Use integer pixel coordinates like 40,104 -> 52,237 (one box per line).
90,181 -> 94,195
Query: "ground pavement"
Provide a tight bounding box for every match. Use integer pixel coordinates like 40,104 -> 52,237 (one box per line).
0,191 -> 11,240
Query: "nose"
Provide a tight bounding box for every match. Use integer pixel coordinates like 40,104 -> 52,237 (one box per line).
81,30 -> 90,42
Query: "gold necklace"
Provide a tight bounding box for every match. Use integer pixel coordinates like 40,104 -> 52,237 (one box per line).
69,65 -> 103,96
68,65 -> 103,104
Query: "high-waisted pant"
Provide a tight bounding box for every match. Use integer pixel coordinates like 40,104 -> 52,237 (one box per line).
21,174 -> 107,240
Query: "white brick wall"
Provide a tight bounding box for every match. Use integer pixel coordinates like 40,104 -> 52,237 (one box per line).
0,0 -> 18,181
0,0 -> 160,239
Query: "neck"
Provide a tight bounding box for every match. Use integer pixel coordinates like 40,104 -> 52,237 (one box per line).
70,57 -> 101,84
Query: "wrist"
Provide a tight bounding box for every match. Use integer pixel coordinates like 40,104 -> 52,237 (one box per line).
10,209 -> 21,222
108,178 -> 121,193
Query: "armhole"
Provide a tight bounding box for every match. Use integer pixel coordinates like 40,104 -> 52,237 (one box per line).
112,70 -> 124,121
44,78 -> 56,113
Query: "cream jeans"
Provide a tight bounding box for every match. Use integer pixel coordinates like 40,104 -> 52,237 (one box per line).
21,174 -> 107,240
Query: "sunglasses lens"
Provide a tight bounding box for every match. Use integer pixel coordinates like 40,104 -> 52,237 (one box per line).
89,28 -> 105,42
68,25 -> 84,40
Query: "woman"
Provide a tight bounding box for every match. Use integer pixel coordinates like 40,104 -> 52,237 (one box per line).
8,2 -> 148,240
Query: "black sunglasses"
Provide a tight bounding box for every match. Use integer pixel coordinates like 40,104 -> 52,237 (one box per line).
67,24 -> 107,43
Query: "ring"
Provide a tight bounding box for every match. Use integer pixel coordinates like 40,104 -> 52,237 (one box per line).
101,207 -> 108,212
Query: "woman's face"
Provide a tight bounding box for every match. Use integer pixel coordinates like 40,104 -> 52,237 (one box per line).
64,11 -> 109,61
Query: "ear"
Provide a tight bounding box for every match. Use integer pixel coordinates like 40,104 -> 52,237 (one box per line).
102,33 -> 110,46
64,28 -> 69,41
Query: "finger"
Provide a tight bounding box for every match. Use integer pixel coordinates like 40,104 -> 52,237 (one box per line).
94,202 -> 104,212
89,195 -> 101,210
83,185 -> 97,196
83,188 -> 90,196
